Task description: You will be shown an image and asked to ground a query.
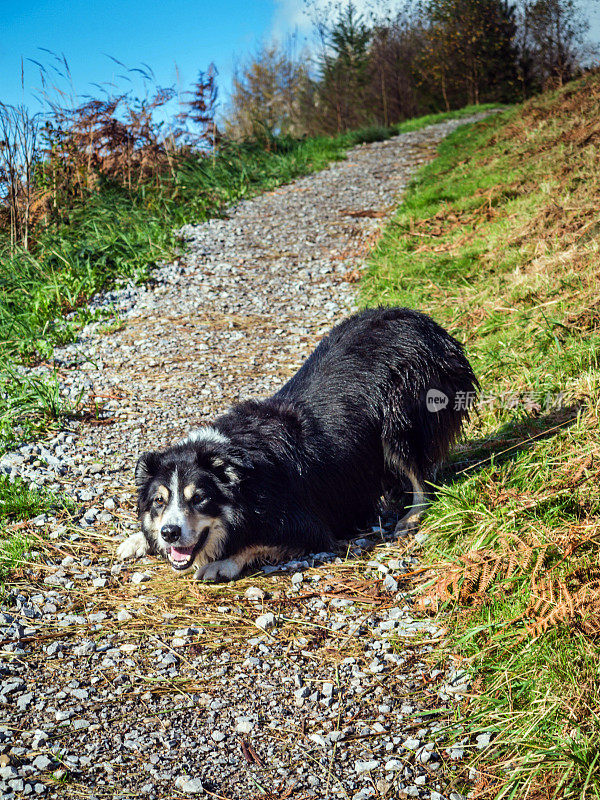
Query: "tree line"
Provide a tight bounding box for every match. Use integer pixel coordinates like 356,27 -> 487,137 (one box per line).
226,0 -> 595,139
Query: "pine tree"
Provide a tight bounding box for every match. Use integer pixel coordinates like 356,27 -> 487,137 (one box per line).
317,3 -> 373,132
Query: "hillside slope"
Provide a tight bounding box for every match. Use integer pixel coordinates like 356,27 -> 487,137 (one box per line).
363,72 -> 600,798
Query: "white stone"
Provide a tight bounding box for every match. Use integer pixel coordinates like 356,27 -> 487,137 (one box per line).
476,732 -> 492,749
244,587 -> 265,601
355,759 -> 379,774
255,613 -> 276,630
174,776 -> 204,794
403,737 -> 421,750
235,717 -> 254,734
384,759 -> 403,771
131,571 -> 152,584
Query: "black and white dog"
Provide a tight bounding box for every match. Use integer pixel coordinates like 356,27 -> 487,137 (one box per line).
117,307 -> 478,581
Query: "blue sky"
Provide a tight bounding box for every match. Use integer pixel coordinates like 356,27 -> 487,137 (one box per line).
2,0 -> 599,117
0,0 -> 311,114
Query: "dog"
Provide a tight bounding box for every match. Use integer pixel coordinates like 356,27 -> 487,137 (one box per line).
117,307 -> 478,581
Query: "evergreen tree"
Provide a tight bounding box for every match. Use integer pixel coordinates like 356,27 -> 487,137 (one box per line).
317,3 -> 373,132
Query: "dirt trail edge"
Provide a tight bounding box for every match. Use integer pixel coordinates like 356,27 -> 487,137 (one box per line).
1,117 -> 489,800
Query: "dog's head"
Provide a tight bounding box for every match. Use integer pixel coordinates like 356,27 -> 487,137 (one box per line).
135,427 -> 244,572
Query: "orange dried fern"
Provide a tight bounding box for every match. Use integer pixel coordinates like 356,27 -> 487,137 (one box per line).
417,533 -> 549,613
419,525 -> 600,639
524,565 -> 600,638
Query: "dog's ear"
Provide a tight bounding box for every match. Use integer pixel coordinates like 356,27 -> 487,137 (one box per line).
206,455 -> 239,485
135,451 -> 160,489
201,449 -> 249,486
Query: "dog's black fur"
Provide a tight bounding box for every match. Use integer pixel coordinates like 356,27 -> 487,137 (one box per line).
119,307 -> 478,580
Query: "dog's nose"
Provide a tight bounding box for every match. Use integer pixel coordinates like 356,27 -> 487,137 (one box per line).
161,524 -> 181,543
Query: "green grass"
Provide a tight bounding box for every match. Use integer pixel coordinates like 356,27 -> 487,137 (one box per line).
0,366 -> 79,446
0,475 -> 74,581
392,103 -> 499,134
363,73 -> 600,798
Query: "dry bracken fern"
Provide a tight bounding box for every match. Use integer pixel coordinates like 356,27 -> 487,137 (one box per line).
524,565 -> 600,638
419,526 -> 600,638
417,533 -> 549,612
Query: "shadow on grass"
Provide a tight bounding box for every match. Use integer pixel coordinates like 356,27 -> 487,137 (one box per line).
372,403 -> 585,535
443,402 -> 583,483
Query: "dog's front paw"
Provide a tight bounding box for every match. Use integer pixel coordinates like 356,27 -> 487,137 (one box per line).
195,558 -> 241,582
116,532 -> 149,560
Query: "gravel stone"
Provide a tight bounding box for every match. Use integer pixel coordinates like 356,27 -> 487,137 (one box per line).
355,760 -> 380,774
235,717 -> 254,734
174,776 -> 204,793
255,612 -> 276,630
0,766 -> 18,780
476,732 -> 492,749
403,737 -> 421,750
16,693 -> 33,711
32,756 -> 52,772
131,571 -> 153,584
244,587 -> 265,601
73,640 -> 95,656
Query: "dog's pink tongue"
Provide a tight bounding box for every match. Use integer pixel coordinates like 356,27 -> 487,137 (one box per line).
170,546 -> 193,563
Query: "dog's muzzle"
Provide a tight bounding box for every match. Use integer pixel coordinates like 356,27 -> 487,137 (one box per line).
164,526 -> 211,570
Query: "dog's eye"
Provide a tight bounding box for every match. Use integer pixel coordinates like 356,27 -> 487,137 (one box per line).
191,493 -> 204,507
153,495 -> 165,507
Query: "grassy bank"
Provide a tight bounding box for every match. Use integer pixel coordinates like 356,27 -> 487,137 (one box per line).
363,73 -> 600,797
0,475 -> 74,582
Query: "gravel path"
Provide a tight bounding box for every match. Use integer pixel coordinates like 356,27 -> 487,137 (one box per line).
1,117 -> 490,800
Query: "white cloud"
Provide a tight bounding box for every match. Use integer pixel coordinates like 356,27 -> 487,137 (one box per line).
271,0 -> 395,42
271,0 -> 312,37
